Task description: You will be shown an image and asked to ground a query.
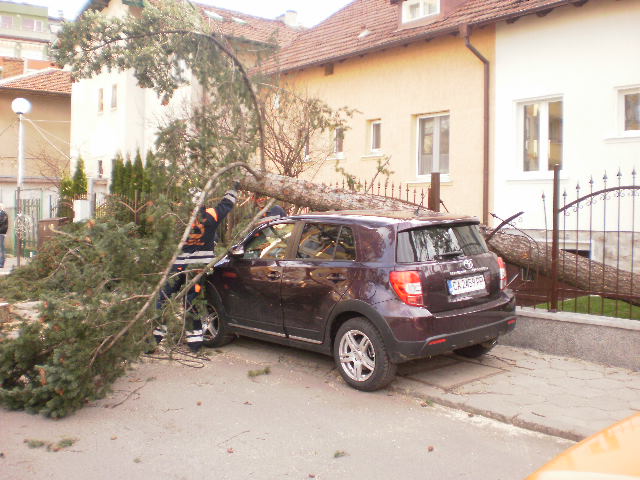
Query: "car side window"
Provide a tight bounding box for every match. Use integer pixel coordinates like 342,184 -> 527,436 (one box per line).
243,223 -> 295,260
297,223 -> 340,259
297,224 -> 356,261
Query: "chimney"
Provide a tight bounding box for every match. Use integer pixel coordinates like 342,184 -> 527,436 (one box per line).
277,10 -> 299,28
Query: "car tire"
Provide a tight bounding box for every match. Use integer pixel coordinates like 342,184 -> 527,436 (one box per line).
454,338 -> 498,358
201,303 -> 235,348
333,317 -> 397,392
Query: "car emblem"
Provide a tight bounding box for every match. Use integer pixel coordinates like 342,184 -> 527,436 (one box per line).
463,259 -> 474,270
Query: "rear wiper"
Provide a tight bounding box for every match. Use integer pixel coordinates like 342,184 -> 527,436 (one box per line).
436,250 -> 464,259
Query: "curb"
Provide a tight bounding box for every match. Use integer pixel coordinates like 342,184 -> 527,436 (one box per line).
390,378 -> 584,442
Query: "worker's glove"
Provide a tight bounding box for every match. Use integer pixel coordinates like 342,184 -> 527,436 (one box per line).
224,189 -> 238,205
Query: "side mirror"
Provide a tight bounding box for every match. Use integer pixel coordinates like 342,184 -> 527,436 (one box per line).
229,244 -> 245,257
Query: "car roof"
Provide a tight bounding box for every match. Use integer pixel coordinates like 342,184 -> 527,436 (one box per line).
287,209 -> 479,229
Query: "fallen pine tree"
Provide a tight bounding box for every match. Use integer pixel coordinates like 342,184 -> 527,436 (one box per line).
237,170 -> 640,307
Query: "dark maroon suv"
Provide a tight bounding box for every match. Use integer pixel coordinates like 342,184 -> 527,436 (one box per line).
203,210 -> 516,391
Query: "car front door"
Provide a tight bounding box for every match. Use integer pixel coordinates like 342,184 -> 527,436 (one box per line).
216,222 -> 296,336
281,223 -> 356,343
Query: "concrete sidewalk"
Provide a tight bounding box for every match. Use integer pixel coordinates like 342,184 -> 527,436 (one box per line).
221,339 -> 639,442
393,345 -> 640,441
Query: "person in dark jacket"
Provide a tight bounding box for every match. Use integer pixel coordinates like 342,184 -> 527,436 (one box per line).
0,203 -> 7,268
254,195 -> 286,218
153,184 -> 238,353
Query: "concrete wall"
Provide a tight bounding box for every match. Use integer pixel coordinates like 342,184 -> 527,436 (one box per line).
501,308 -> 640,371
281,27 -> 494,221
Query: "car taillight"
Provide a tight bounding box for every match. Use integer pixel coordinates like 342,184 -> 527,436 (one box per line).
497,257 -> 507,290
390,271 -> 423,306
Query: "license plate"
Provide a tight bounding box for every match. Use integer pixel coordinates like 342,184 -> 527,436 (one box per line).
448,274 -> 486,295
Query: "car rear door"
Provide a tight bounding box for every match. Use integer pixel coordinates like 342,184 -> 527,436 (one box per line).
396,222 -> 502,312
280,222 -> 356,343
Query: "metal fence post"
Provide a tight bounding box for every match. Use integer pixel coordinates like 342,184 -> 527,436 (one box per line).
429,172 -> 441,212
550,164 -> 560,312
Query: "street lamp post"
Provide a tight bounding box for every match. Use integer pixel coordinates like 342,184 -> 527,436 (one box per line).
11,97 -> 31,268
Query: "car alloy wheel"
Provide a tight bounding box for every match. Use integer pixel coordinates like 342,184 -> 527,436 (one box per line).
338,329 -> 376,382
200,303 -> 235,348
201,309 -> 219,344
333,317 -> 397,391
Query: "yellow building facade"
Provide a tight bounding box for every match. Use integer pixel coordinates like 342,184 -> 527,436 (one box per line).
279,26 -> 494,221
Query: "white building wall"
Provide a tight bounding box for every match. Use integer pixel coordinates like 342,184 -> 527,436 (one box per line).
493,0 -> 640,233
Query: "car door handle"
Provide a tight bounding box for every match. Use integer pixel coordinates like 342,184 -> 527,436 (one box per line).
326,273 -> 346,282
266,271 -> 281,280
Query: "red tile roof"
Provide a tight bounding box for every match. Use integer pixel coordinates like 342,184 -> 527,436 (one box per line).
0,68 -> 71,95
198,4 -> 301,46
265,0 -> 576,72
83,0 -> 300,47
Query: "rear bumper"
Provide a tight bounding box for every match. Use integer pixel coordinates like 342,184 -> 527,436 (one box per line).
382,292 -> 517,363
392,315 -> 516,362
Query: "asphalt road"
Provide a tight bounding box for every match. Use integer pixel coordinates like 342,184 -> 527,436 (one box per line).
0,339 -> 572,480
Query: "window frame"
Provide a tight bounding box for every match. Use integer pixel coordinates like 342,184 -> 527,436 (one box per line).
619,86 -> 640,135
22,18 -> 43,32
402,0 -> 440,23
416,112 -> 450,178
1,15 -> 14,29
370,120 -> 382,153
334,127 -> 344,155
110,84 -> 118,110
517,97 -> 563,174
98,88 -> 104,113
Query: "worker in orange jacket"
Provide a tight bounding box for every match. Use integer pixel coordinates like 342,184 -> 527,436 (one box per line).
153,183 -> 238,353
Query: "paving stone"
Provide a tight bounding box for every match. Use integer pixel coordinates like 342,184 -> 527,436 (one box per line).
529,366 -> 568,379
403,362 -> 504,390
582,377 -> 631,390
545,393 -> 603,409
566,369 -> 605,380
547,358 -> 590,371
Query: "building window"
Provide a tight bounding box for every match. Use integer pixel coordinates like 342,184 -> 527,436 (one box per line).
98,88 -> 104,113
417,113 -> 449,176
521,99 -> 563,172
369,120 -> 381,152
303,139 -> 311,161
334,127 -> 344,154
402,0 -> 439,23
111,84 -> 118,109
22,18 -> 43,32
622,89 -> 640,132
1,15 -> 13,29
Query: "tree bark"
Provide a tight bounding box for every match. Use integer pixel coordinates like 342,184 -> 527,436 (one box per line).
487,232 -> 640,305
238,171 -> 639,306
239,171 -> 433,212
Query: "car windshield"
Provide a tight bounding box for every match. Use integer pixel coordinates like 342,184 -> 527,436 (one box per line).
397,224 -> 488,262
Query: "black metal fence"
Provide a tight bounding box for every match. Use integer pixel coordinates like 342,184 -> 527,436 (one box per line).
507,165 -> 639,320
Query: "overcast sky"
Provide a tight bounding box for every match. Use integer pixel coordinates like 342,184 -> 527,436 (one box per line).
13,0 -> 354,26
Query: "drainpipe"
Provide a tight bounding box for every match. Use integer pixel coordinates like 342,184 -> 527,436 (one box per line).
461,24 -> 490,226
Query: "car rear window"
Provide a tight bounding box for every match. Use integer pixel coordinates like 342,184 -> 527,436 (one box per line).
396,224 -> 488,263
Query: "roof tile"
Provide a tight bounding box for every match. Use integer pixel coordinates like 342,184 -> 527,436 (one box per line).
0,68 -> 71,95
266,0 -> 575,72
198,4 -> 301,46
